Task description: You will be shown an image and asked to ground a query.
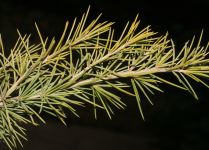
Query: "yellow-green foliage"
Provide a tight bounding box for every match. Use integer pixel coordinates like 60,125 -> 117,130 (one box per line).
0,7 -> 208,149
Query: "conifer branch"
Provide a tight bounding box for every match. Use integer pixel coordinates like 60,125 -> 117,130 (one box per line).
0,8 -> 208,149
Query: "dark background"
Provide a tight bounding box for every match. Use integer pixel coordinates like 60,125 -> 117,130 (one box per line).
0,0 -> 209,150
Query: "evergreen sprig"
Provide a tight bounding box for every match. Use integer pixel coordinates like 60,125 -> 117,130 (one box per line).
0,7 -> 209,149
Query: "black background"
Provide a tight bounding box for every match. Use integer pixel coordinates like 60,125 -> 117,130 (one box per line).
0,0 -> 209,150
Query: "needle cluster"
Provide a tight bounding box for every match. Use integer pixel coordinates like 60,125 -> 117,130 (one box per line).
0,8 -> 208,149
